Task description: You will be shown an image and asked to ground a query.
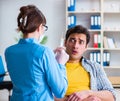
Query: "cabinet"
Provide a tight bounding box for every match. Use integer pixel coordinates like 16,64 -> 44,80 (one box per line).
65,0 -> 120,85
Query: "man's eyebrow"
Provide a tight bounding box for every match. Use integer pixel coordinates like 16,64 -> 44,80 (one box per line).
70,37 -> 75,39
69,37 -> 85,41
79,38 -> 84,42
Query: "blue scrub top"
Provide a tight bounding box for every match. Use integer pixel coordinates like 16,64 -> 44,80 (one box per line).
5,38 -> 68,101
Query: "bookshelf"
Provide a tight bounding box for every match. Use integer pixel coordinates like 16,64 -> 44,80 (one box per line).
65,0 -> 120,84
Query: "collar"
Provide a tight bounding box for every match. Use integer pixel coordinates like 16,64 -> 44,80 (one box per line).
18,38 -> 39,44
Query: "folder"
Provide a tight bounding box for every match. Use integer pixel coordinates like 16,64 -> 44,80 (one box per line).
106,52 -> 110,66
68,0 -> 76,11
90,52 -> 94,62
94,16 -> 98,29
68,0 -> 71,9
90,15 -> 101,29
90,16 -> 94,29
97,52 -> 101,64
93,34 -> 98,48
103,52 -> 107,66
68,16 -> 71,28
68,15 -> 76,29
93,52 -> 97,62
97,16 -> 101,29
98,34 -> 101,48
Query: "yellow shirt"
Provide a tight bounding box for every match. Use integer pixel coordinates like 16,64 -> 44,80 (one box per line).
66,62 -> 90,95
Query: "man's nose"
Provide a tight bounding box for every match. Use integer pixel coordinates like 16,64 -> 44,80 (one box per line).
73,42 -> 79,48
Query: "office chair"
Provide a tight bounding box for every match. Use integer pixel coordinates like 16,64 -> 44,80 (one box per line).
0,56 -> 13,101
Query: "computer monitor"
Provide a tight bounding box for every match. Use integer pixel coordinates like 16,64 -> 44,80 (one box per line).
0,56 -> 5,82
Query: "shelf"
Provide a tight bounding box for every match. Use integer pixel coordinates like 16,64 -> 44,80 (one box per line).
87,48 -> 101,50
88,29 -> 101,32
104,66 -> 120,69
103,30 -> 120,32
103,48 -> 120,51
68,11 -> 101,14
113,84 -> 120,88
103,12 -> 120,14
66,0 -> 120,76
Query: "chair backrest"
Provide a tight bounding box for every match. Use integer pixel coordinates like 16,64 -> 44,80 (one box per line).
0,56 -> 5,82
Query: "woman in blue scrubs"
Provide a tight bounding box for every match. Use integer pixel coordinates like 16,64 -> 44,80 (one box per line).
5,5 -> 68,101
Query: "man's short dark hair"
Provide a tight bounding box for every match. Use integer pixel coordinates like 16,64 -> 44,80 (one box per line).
65,25 -> 90,45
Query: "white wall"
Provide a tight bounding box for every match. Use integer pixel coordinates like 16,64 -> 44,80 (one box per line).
0,0 -> 66,100
0,0 -> 66,64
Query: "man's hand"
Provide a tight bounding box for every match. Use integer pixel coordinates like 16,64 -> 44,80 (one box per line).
54,90 -> 101,101
67,90 -> 91,101
82,96 -> 101,101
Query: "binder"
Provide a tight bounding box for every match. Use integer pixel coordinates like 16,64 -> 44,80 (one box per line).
98,34 -> 101,48
93,34 -> 98,48
106,52 -> 110,66
97,52 -> 101,64
90,52 -> 101,64
90,52 -> 94,62
90,15 -> 101,29
94,16 -> 98,29
68,0 -> 76,11
97,16 -> 101,29
71,15 -> 75,25
68,16 -> 71,28
68,0 -> 71,11
103,52 -> 107,66
68,0 -> 71,9
68,15 -> 76,29
90,16 -> 94,29
93,52 -> 97,62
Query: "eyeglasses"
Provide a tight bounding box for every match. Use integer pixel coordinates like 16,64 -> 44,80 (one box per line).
43,25 -> 48,31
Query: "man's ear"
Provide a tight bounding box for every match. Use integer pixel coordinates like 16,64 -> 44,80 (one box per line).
85,44 -> 88,51
86,44 -> 88,48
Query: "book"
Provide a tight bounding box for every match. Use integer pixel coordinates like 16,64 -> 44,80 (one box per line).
114,40 -> 120,48
107,37 -> 115,48
103,36 -> 108,48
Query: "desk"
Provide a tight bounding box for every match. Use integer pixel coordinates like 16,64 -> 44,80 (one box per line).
0,81 -> 13,101
113,84 -> 120,89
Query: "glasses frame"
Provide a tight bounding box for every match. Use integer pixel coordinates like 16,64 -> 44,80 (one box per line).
43,25 -> 48,31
